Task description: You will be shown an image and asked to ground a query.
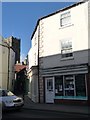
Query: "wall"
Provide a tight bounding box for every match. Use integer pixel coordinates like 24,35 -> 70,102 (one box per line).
0,36 -> 2,88
9,48 -> 15,91
28,47 -> 38,69
38,1 -> 89,103
88,0 -> 90,106
28,66 -> 38,103
88,0 -> 90,65
29,1 -> 89,103
0,37 -> 15,90
2,41 -> 8,89
39,2 -> 88,57
28,26 -> 38,69
28,26 -> 39,102
42,49 -> 88,69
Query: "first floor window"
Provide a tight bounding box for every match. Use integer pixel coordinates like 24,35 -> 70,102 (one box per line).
61,39 -> 73,58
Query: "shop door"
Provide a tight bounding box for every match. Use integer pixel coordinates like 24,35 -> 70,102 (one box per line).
45,77 -> 54,103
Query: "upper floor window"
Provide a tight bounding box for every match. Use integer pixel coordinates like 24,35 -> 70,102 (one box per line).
60,11 -> 71,27
61,39 -> 73,58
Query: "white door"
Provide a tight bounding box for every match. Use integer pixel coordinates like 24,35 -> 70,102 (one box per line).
45,77 -> 54,103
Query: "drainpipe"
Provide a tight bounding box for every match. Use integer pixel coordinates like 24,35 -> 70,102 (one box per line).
38,20 -> 40,103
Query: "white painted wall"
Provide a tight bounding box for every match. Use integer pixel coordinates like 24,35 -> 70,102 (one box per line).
28,27 -> 38,69
28,47 -> 38,69
88,0 -> 90,65
39,1 -> 88,57
29,1 -> 89,70
0,36 -> 2,88
28,27 -> 39,102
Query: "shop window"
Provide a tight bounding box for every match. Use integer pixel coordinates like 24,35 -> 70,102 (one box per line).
64,75 -> 75,96
54,74 -> 86,99
55,76 -> 63,96
75,74 -> 86,96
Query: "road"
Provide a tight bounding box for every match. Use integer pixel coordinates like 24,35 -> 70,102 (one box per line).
1,108 -> 89,119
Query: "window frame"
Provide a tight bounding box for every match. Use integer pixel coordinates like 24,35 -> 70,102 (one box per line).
47,78 -> 53,91
64,75 -> 75,96
54,74 -> 87,100
60,11 -> 71,27
61,39 -> 73,59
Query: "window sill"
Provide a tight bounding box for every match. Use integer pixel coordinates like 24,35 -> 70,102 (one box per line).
55,96 -> 87,100
60,56 -> 74,61
59,24 -> 74,29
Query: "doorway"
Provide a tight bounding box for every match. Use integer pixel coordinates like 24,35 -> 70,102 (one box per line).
45,77 -> 54,103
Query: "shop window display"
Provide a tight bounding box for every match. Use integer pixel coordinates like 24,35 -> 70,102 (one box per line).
75,74 -> 86,97
55,74 -> 86,99
55,76 -> 63,96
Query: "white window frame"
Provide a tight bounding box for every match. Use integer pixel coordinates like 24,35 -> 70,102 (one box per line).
60,11 -> 71,27
61,39 -> 73,59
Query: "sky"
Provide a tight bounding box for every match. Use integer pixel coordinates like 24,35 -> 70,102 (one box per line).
2,1 -> 77,62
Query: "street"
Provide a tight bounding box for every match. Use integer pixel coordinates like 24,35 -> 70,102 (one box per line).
1,108 -> 89,119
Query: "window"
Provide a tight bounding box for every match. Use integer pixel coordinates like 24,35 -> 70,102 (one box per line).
47,79 -> 53,91
64,75 -> 75,96
75,74 -> 86,96
61,39 -> 73,58
54,74 -> 86,98
60,11 -> 71,27
55,76 -> 63,96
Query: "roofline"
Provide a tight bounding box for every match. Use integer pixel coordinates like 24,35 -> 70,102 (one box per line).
31,0 -> 88,40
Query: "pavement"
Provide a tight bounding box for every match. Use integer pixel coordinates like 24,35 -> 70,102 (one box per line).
22,95 -> 90,115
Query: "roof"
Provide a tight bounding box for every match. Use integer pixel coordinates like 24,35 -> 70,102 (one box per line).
31,0 -> 88,40
14,64 -> 26,72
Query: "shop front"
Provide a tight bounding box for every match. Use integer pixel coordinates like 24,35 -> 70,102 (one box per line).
44,65 -> 88,105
